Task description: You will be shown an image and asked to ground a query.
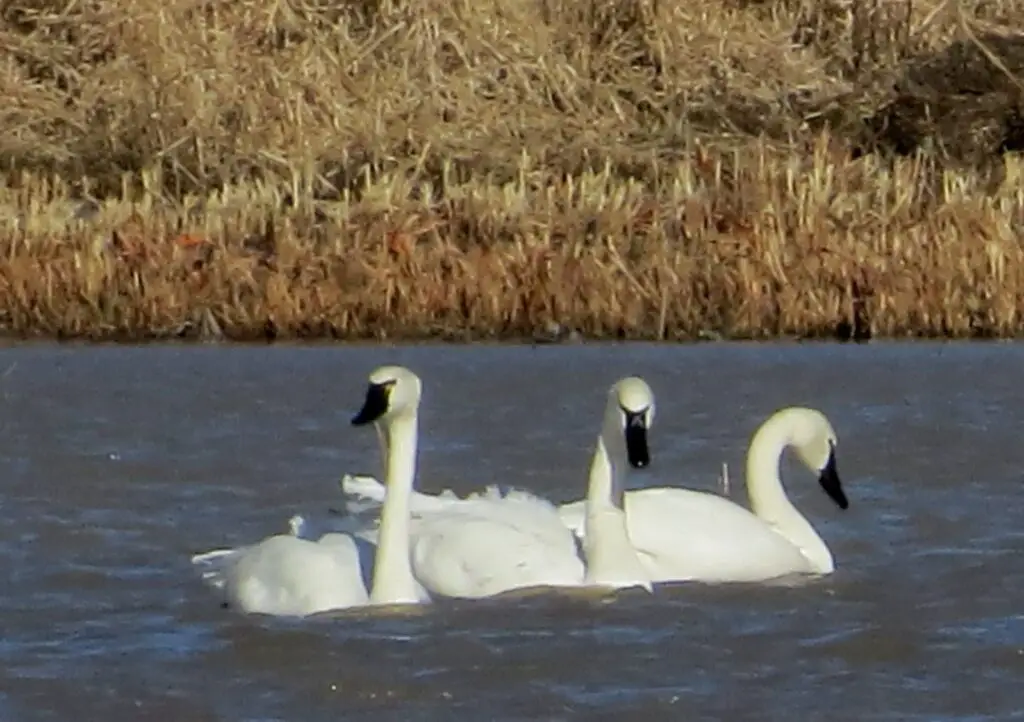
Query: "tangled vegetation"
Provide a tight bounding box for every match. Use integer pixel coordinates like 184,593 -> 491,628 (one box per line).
1,0 -> 1023,341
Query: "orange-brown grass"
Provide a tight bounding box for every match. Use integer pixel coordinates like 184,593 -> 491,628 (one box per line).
0,0 -> 1023,341
5,145 -> 1024,341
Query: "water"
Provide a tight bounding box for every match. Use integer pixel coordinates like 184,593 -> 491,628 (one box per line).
1,341 -> 1022,721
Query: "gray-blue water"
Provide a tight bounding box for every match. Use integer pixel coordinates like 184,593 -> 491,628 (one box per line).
1,341 -> 1022,721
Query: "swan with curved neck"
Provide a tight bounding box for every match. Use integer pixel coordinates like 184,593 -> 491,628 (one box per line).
190,365 -> 426,616
744,406 -> 846,573
340,375 -> 658,594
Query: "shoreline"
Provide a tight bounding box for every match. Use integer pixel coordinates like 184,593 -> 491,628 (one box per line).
0,333 -> 1020,346
0,333 -> 1019,349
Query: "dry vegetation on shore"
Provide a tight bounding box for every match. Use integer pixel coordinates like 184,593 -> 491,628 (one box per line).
1,0 -> 1024,341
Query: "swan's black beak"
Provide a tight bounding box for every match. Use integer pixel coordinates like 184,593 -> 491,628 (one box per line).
818,445 -> 849,510
351,381 -> 393,426
624,410 -> 650,470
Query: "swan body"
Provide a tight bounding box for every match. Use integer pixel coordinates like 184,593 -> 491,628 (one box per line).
401,492 -> 585,599
191,532 -> 371,616
556,487 -> 815,583
190,365 -> 429,616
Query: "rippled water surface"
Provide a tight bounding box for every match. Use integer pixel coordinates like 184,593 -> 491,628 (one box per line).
2,341 -> 1023,721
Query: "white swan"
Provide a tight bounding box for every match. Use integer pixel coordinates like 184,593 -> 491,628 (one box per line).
578,376 -> 654,591
556,406 -> 848,582
344,406 -> 849,584
190,365 -> 428,616
340,369 -> 582,599
341,376 -> 658,595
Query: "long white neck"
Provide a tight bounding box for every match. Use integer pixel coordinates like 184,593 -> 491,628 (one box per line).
368,412 -> 420,605
745,422 -> 834,573
583,417 -> 651,591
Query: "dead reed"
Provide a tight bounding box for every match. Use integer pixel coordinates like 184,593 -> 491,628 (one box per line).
1,0 -> 1024,341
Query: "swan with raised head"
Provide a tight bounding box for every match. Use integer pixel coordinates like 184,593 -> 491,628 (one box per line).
190,365 -> 428,616
579,376 -> 654,591
344,375 -> 658,596
345,406 -> 849,584
342,368 -> 582,599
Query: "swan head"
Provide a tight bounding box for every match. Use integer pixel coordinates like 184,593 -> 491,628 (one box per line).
778,407 -> 848,510
351,365 -> 422,427
607,376 -> 655,470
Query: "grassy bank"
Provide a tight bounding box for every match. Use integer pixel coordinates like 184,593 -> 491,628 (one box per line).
1,0 -> 1024,341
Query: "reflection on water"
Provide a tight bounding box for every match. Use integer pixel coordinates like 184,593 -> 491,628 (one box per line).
1,342 -> 1024,721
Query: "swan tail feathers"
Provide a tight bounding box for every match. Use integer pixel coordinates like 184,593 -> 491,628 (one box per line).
288,514 -> 307,537
190,548 -> 238,590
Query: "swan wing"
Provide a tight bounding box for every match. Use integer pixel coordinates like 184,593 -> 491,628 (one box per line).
466,487 -> 575,549
408,506 -> 584,599
342,474 -> 575,550
341,474 -> 463,516
191,533 -> 370,616
617,489 -> 815,583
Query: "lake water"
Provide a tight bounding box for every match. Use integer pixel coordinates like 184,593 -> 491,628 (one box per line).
1,341 -> 1022,721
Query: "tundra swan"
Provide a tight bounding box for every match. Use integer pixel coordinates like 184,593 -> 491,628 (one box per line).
345,406 -> 848,584
190,365 -> 428,616
342,376 -> 657,594
579,376 -> 654,591
342,370 -> 582,599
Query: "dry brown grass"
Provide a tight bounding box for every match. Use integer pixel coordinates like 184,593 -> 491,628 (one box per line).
1,0 -> 1024,340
